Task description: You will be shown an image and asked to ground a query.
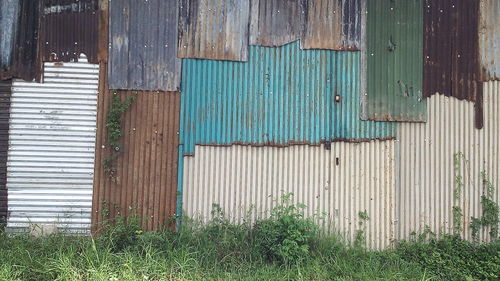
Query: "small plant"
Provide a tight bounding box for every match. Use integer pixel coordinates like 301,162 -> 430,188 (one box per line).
252,193 -> 318,264
103,91 -> 137,181
354,210 -> 370,248
452,152 -> 468,235
470,171 -> 499,241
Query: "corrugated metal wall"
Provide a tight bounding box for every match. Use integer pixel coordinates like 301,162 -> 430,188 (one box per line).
182,141 -> 396,249
249,0 -> 305,47
301,0 -> 360,50
362,0 -> 425,122
479,0 -> 500,81
178,0 -> 250,61
38,0 -> 98,64
423,0 -> 483,128
6,60 -> 99,234
180,41 -> 395,156
92,63 -> 180,232
108,0 -> 181,91
397,82 -> 500,242
0,81 -> 11,227
0,0 -> 20,76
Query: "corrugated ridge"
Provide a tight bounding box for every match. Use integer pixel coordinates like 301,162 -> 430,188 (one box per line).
397,81 -> 500,242
92,63 -> 180,232
183,141 -> 396,250
301,0 -> 361,50
180,41 -> 395,156
479,0 -> 500,81
6,61 -> 99,234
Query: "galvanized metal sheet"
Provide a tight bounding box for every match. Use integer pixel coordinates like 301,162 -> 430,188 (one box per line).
182,141 -> 396,250
6,59 -> 99,234
0,81 -> 11,227
397,82 -> 500,243
423,0 -> 483,128
38,0 -> 98,64
178,0 -> 250,61
479,0 -> 500,81
180,41 -> 395,156
249,0 -> 305,47
109,0 -> 181,91
0,0 -> 39,81
0,0 -> 20,75
92,62 -> 180,232
362,0 -> 425,122
301,0 -> 361,50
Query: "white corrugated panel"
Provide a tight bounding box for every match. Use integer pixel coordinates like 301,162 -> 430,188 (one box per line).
397,81 -> 500,242
6,59 -> 99,234
183,141 -> 396,250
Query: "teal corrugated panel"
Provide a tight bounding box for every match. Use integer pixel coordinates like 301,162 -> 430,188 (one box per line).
180,41 -> 395,156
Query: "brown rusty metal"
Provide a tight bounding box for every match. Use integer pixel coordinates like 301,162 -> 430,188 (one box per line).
423,0 -> 483,129
38,0 -> 98,64
97,0 -> 108,63
0,81 -> 10,228
92,63 -> 180,232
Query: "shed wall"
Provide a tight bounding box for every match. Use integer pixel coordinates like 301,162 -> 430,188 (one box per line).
0,81 -> 11,227
479,0 -> 500,81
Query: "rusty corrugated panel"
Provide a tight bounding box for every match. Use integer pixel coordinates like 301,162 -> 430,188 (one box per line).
178,0 -> 250,61
92,63 -> 180,232
97,0 -> 108,62
301,0 -> 360,50
180,41 -> 396,156
397,82 -> 500,243
361,0 -> 426,122
423,0 -> 483,128
108,0 -> 180,91
38,0 -> 98,64
0,0 -> 39,81
479,0 -> 500,81
249,0 -> 305,47
0,0 -> 20,78
0,81 -> 11,227
182,141 -> 396,250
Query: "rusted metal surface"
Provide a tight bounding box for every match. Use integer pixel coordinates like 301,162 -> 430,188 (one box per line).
361,0 -> 426,122
0,0 -> 20,78
249,0 -> 305,47
38,0 -> 98,64
109,0 -> 181,91
92,63 -> 180,232
178,0 -> 250,61
0,81 -> 11,227
479,0 -> 500,81
0,0 -> 39,81
423,0 -> 483,128
301,0 -> 360,50
97,0 -> 108,62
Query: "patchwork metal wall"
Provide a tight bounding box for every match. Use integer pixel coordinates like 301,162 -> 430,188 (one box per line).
38,0 -> 99,64
180,41 -> 395,156
92,63 -> 180,232
479,0 -> 500,81
178,0 -> 250,61
0,81 -> 11,227
362,0 -> 425,122
301,0 -> 361,50
6,60 -> 99,233
109,0 -> 181,91
182,141 -> 396,249
397,82 -> 500,242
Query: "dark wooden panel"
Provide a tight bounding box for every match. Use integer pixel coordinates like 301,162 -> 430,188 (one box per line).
0,81 -> 11,227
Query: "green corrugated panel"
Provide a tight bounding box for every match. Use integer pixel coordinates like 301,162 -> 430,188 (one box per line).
362,0 -> 426,122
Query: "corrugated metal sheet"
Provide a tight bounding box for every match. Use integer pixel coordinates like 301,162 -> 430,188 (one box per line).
180,41 -> 395,156
0,81 -> 11,227
361,0 -> 425,122
0,0 -> 20,75
109,0 -> 181,91
249,0 -> 305,47
479,0 -> 500,81
38,0 -> 98,64
178,0 -> 250,61
301,0 -> 361,50
0,0 -> 39,81
423,0 -> 483,128
6,59 -> 99,234
92,63 -> 180,232
182,141 -> 396,249
397,82 -> 500,243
